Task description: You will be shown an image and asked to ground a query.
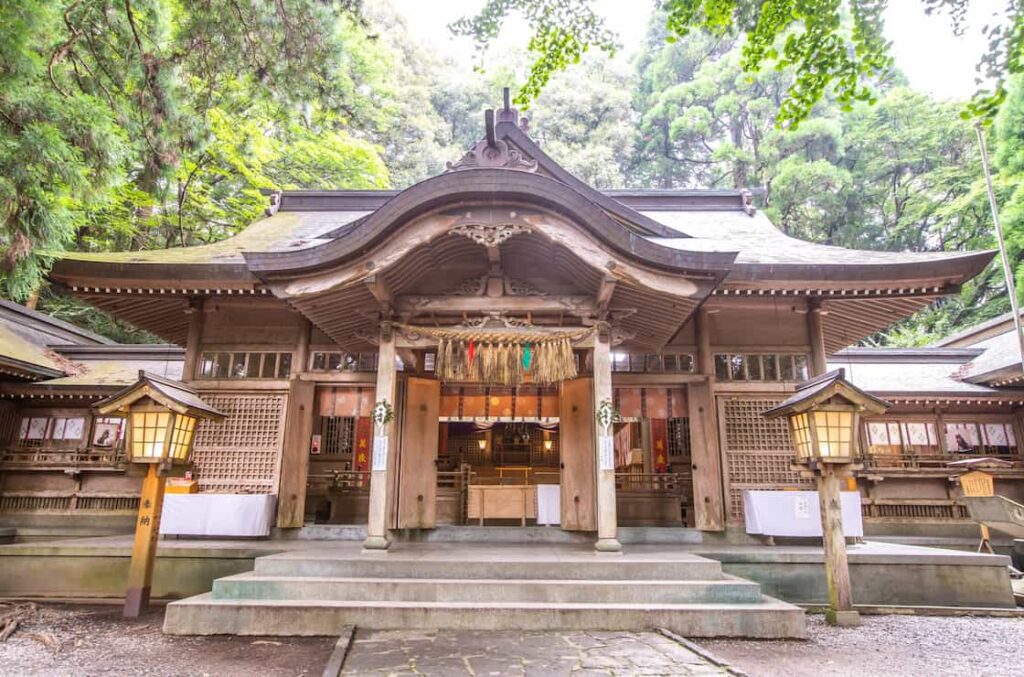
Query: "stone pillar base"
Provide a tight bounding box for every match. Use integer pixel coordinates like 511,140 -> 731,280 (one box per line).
825,609 -> 861,627
594,538 -> 623,554
361,535 -> 391,554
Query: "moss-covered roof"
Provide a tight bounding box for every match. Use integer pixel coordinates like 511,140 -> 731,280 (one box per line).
56,211 -> 368,265
32,358 -> 184,387
0,324 -> 66,375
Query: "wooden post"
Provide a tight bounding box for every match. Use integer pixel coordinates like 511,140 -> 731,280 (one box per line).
807,297 -> 827,377
276,319 -> 314,529
817,464 -> 859,626
181,297 -> 205,382
276,379 -> 315,528
690,307 -> 726,531
364,322 -> 397,551
593,326 -> 622,552
124,464 -> 166,618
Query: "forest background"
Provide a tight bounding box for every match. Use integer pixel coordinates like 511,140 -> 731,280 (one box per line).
3,0 -> 1023,346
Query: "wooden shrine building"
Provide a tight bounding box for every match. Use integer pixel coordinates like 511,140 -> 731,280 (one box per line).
2,99 -> 1020,546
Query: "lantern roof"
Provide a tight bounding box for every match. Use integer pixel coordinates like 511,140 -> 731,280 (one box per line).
763,368 -> 891,419
93,370 -> 224,420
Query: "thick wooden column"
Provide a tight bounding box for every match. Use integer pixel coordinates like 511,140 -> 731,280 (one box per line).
124,465 -> 166,617
593,328 -> 621,552
364,323 -> 397,551
690,307 -> 726,531
276,320 -> 313,529
181,297 -> 205,382
807,297 -> 828,377
276,379 -> 315,528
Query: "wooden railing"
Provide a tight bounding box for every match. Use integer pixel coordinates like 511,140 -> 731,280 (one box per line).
0,444 -> 126,469
306,469 -> 372,490
862,451 -> 1024,471
615,471 -> 691,493
861,498 -> 969,521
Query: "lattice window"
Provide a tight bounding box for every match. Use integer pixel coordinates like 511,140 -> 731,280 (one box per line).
191,393 -> 286,494
320,416 -> 355,456
720,397 -> 813,521
667,417 -> 691,461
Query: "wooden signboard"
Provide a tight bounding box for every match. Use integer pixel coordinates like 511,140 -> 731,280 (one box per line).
559,377 -> 596,531
397,377 -> 440,529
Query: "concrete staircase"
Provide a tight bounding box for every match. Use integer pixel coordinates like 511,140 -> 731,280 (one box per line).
163,543 -> 806,638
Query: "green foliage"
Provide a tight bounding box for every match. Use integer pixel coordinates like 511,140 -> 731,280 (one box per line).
455,0 -> 1024,127
449,0 -> 619,107
1,0 -> 389,302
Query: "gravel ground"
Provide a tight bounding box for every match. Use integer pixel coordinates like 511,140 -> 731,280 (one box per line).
704,614 -> 1024,677
0,604 -> 333,676
2,605 -> 1022,676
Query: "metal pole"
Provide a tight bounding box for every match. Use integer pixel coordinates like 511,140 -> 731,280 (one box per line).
976,122 -> 1024,378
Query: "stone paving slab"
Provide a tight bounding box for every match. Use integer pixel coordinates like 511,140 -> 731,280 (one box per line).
340,629 -> 731,676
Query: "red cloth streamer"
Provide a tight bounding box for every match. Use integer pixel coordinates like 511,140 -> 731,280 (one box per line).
354,416 -> 373,476
650,418 -> 669,473
468,340 -> 475,365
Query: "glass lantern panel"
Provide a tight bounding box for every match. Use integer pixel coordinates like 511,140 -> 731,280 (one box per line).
168,414 -> 197,461
790,413 -> 814,459
131,411 -> 170,460
813,410 -> 853,458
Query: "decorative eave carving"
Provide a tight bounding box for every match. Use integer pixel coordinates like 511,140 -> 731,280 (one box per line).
446,138 -> 539,173
449,222 -> 532,247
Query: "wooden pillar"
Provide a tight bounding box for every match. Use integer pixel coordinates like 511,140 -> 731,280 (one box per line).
807,297 -> 828,377
124,464 -> 166,617
276,320 -> 314,529
364,322 -> 397,551
593,327 -> 621,552
276,379 -> 315,528
181,297 -> 205,382
690,307 -> 726,531
818,465 -> 859,626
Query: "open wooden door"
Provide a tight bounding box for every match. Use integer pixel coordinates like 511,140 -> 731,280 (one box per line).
397,376 -> 440,529
559,377 -> 596,531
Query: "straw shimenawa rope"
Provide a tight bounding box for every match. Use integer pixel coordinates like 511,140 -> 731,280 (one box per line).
400,324 -> 593,385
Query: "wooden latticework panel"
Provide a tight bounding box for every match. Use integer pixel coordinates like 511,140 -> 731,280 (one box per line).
191,393 -> 286,494
719,397 -> 813,521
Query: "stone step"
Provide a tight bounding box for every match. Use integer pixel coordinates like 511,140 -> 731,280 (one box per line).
211,573 -> 764,604
163,594 -> 806,639
252,550 -> 725,581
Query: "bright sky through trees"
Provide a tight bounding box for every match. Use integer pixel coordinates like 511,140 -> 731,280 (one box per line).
393,0 -> 1005,101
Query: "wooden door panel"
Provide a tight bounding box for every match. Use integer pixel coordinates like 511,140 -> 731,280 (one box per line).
560,377 -> 596,531
397,377 -> 440,528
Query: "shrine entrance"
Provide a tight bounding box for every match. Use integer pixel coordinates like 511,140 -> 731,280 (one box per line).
391,379 -> 595,530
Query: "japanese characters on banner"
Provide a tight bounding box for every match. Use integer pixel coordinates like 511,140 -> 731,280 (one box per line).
353,416 -> 373,473
650,418 -> 669,473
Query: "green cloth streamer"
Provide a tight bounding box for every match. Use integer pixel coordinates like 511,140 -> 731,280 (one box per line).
522,342 -> 532,370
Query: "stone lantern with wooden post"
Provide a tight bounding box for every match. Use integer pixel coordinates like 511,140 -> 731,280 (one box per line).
764,368 -> 890,627
94,371 -> 224,617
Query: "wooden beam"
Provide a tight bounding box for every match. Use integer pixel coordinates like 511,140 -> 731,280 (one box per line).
394,295 -> 597,316
363,274 -> 393,312
597,276 -> 617,318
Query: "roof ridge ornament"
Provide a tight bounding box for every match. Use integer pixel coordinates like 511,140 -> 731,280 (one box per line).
446,89 -> 538,172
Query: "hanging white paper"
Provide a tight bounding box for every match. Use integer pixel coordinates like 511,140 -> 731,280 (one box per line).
372,436 -> 389,471
598,435 -> 614,470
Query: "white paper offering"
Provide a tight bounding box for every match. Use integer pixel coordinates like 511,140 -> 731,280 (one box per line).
372,436 -> 388,471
